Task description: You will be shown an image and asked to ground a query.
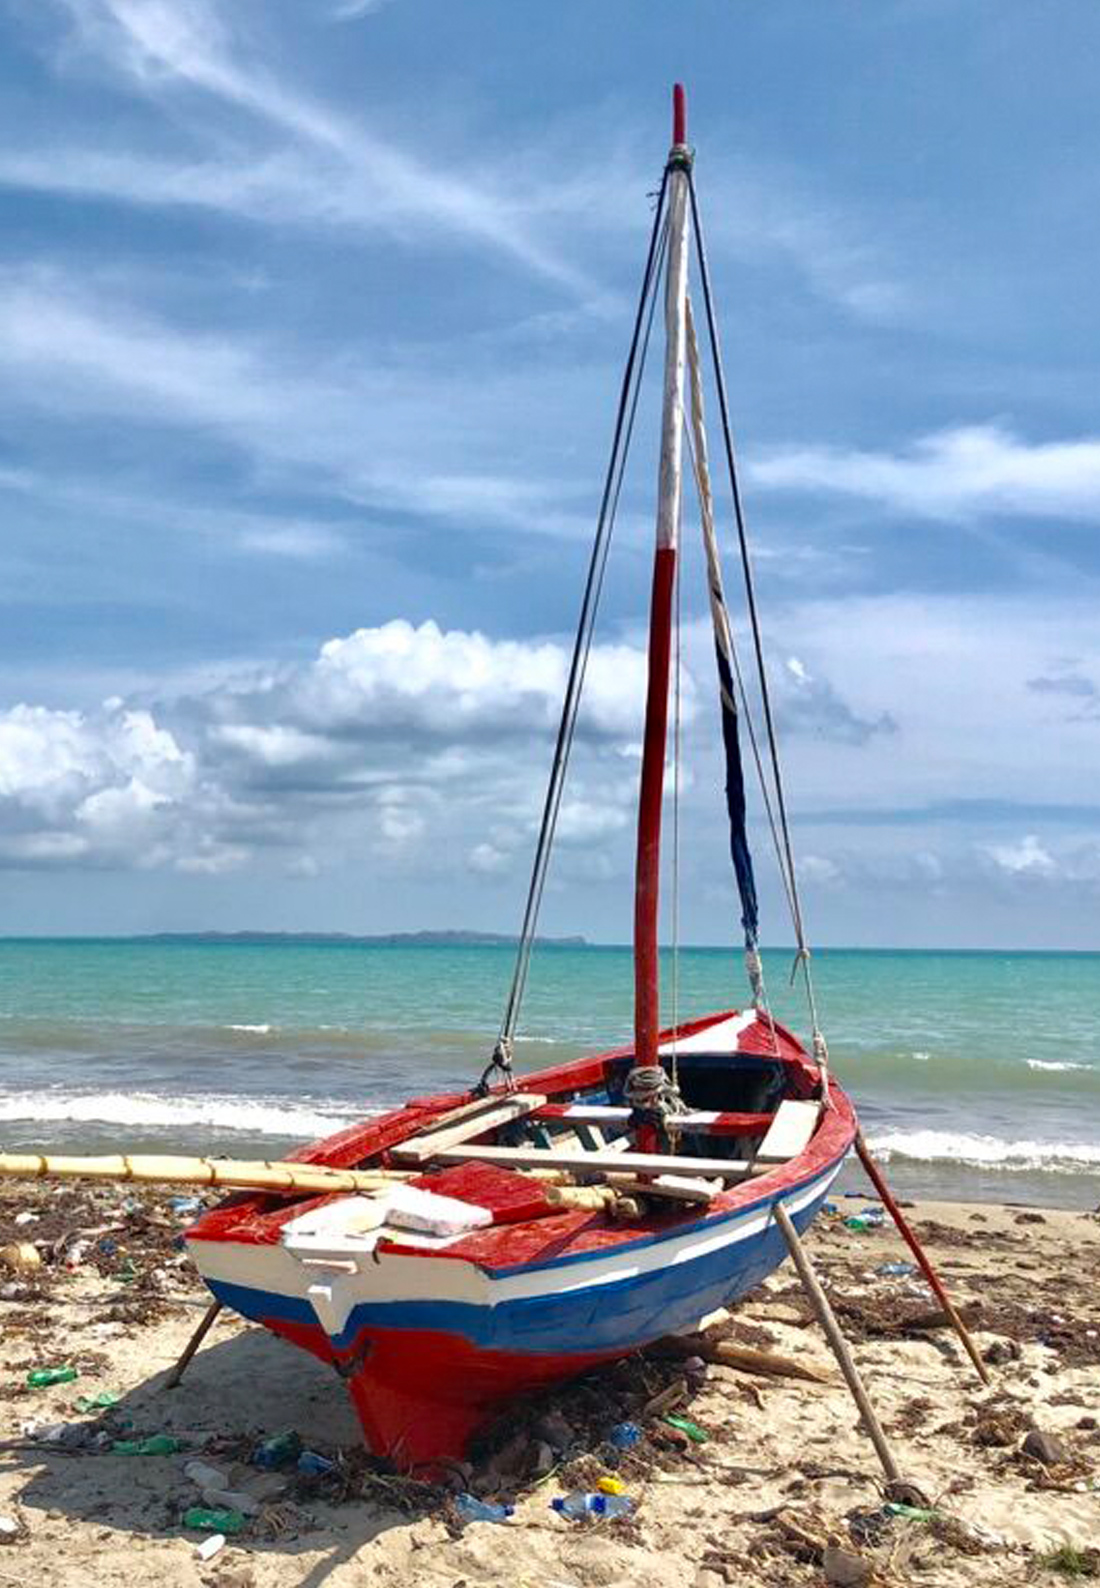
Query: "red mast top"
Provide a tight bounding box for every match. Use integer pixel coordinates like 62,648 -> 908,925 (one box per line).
672,82 -> 687,146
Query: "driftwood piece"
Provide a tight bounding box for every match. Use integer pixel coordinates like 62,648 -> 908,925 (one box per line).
655,1330 -> 834,1384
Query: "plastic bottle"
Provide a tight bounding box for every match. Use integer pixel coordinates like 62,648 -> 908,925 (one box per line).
251,1430 -> 303,1468
184,1460 -> 228,1491
182,1507 -> 246,1535
551,1491 -> 635,1521
453,1493 -> 514,1524
26,1367 -> 78,1388
297,1450 -> 335,1475
112,1433 -> 183,1455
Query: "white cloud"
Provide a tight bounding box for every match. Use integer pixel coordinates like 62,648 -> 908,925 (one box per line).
752,423 -> 1100,522
983,833 -> 1056,877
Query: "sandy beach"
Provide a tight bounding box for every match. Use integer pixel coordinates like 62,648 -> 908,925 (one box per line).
0,1184 -> 1097,1587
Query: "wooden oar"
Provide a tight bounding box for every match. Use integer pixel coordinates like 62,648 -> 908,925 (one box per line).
0,1151 -> 412,1197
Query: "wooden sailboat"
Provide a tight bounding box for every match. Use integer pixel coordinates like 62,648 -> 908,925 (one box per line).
185,86 -> 859,1473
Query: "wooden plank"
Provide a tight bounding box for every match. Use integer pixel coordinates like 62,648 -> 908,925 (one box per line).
534,1104 -> 774,1137
605,1173 -> 719,1205
755,1099 -> 820,1161
413,1142 -> 754,1179
392,1093 -> 547,1163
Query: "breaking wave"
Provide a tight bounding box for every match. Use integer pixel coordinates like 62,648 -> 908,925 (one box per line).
0,1090 -> 361,1139
868,1127 -> 1100,1175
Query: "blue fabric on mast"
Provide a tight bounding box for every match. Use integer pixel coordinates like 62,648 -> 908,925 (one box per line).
711,601 -> 759,944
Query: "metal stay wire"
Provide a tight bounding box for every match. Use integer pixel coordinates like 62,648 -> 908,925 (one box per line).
480,174 -> 672,1091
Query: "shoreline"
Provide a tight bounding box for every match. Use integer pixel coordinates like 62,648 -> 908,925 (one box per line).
1,1183 -> 1097,1586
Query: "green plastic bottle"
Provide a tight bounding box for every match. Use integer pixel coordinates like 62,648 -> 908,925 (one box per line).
112,1434 -> 183,1456
26,1367 -> 78,1387
183,1507 -> 246,1534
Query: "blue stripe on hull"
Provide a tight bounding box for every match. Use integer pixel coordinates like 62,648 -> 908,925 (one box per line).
206,1171 -> 839,1358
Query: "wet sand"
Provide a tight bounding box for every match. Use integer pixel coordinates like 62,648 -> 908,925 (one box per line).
0,1183 -> 1097,1587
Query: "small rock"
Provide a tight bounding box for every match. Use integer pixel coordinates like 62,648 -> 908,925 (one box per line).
1077,1415 -> 1098,1431
533,1411 -> 574,1452
1022,1428 -> 1071,1466
1013,1211 -> 1045,1225
532,1441 -> 555,1478
983,1338 -> 1021,1366
682,1355 -> 708,1389
823,1544 -> 873,1587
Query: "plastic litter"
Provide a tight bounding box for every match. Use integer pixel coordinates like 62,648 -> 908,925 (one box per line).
297,1450 -> 336,1475
661,1413 -> 708,1443
26,1367 -> 78,1388
552,1490 -> 635,1521
183,1507 -> 246,1535
596,1475 -> 626,1495
251,1430 -> 303,1468
194,1534 -> 226,1562
169,1196 -> 204,1215
885,1502 -> 938,1522
184,1460 -> 228,1491
112,1434 -> 183,1455
74,1392 -> 119,1412
201,1488 -> 261,1517
608,1421 -> 642,1449
454,1493 -> 513,1524
876,1261 -> 917,1278
14,1211 -> 37,1226
843,1209 -> 885,1233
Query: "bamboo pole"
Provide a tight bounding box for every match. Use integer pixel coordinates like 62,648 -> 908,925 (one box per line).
773,1202 -> 904,1486
0,1151 -> 412,1197
855,1130 -> 991,1387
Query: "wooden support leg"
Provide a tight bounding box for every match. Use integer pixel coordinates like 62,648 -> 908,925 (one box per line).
164,1299 -> 222,1390
855,1130 -> 991,1388
773,1202 -> 905,1487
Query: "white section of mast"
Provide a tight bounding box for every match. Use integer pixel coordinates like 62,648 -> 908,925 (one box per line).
655,165 -> 690,551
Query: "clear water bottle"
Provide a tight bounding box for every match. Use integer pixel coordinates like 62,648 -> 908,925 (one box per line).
552,1490 -> 635,1520
454,1493 -> 514,1524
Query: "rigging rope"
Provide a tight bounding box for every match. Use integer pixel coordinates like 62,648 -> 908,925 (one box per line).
478,173 -> 672,1096
685,175 -> 830,1102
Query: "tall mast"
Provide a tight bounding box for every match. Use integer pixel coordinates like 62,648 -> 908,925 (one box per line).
634,84 -> 691,1071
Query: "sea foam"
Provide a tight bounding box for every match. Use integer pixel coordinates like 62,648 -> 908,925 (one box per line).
868,1127 -> 1100,1174
0,1091 -> 358,1139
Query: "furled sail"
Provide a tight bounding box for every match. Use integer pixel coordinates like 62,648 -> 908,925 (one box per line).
685,299 -> 760,947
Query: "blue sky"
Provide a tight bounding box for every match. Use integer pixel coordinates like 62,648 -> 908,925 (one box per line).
0,0 -> 1098,947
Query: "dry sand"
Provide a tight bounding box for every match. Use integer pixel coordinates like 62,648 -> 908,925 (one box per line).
0,1184 -> 1097,1587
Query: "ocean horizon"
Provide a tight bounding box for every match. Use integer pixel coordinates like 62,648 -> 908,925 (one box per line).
0,936 -> 1096,1211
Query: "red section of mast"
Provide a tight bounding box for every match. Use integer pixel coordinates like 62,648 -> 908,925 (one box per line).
633,85 -> 689,1073
633,545 -> 676,1068
673,81 -> 686,145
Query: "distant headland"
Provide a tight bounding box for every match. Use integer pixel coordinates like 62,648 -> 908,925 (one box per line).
141,930 -> 588,947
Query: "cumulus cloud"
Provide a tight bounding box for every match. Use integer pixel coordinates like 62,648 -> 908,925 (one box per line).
0,618 -> 655,877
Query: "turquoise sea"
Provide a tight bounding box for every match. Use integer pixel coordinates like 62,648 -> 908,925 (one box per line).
0,939 -> 1097,1209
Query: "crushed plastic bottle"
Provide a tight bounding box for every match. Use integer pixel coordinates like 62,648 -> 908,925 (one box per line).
112,1434 -> 183,1456
182,1507 -> 246,1535
551,1491 -> 635,1521
184,1460 -> 228,1491
27,1367 -> 79,1388
607,1421 -> 641,1449
876,1261 -> 917,1278
74,1392 -> 119,1412
662,1413 -> 708,1443
453,1493 -> 514,1524
251,1430 -> 303,1468
297,1450 -> 336,1475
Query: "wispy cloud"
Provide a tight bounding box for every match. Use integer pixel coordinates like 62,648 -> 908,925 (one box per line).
752,423 -> 1100,522
34,0 -> 592,290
